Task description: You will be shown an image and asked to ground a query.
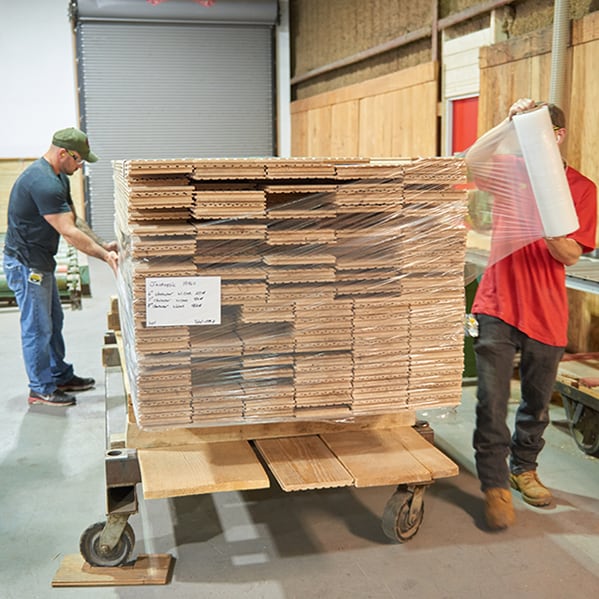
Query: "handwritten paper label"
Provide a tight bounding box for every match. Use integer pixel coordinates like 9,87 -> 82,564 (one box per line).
145,276 -> 221,327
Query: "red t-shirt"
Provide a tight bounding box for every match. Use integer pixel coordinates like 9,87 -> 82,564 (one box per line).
473,165 -> 597,346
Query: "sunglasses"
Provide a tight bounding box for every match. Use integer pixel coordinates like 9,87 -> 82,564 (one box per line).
66,149 -> 84,164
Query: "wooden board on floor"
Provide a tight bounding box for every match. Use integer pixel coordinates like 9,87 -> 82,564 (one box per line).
52,553 -> 173,587
321,427 -> 458,488
254,435 -> 354,491
137,441 -> 270,499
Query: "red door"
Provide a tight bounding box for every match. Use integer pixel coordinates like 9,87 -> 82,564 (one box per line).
451,96 -> 479,154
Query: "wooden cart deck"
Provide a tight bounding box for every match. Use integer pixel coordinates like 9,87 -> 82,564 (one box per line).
134,424 -> 458,500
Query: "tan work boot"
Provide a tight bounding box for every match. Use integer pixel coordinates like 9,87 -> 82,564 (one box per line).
484,488 -> 516,530
509,471 -> 552,507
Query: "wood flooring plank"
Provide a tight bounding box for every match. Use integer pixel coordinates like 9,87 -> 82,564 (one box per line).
393,426 -> 459,479
321,429 -> 431,487
137,442 -> 269,499
557,354 -> 599,399
254,435 -> 354,491
320,427 -> 457,487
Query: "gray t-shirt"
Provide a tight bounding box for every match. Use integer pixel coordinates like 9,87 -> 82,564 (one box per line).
4,158 -> 72,271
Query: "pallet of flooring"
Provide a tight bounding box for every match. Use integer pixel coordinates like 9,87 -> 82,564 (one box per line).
112,156 -> 468,430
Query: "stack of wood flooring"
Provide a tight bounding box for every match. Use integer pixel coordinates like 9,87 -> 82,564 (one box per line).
113,157 -> 467,429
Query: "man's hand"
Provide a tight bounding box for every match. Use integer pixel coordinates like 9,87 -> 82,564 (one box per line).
103,241 -> 119,253
105,250 -> 119,274
508,98 -> 536,120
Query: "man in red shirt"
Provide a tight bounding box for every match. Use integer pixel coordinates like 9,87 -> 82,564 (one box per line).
471,98 -> 597,529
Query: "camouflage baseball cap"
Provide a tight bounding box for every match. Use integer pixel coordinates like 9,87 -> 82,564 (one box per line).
52,127 -> 99,163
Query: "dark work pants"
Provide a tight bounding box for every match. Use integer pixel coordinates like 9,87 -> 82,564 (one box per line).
473,314 -> 564,491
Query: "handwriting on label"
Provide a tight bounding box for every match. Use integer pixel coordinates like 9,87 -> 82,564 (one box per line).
146,276 -> 221,327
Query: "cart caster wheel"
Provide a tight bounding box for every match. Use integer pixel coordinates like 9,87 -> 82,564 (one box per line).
563,396 -> 599,456
79,521 -> 135,567
382,484 -> 425,542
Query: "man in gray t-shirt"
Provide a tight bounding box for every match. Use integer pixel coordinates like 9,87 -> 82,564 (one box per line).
3,127 -> 118,407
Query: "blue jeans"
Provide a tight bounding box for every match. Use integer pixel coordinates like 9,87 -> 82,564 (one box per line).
3,254 -> 73,395
473,314 -> 564,491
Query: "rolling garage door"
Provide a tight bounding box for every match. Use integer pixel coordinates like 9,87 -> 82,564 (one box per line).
71,0 -> 277,240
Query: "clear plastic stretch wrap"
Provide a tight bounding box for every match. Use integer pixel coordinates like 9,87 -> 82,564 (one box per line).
112,157 -> 469,430
465,105 -> 578,269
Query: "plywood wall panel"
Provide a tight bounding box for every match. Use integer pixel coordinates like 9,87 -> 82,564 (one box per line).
390,89 -> 411,157
358,94 -> 393,157
291,62 -> 438,158
330,101 -> 360,156
291,63 -> 437,113
569,39 -> 599,201
290,111 -> 308,156
572,9 -> 599,45
405,82 -> 437,156
307,106 -> 332,156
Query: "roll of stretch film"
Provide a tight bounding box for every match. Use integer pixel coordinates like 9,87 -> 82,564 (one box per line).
512,105 -> 579,237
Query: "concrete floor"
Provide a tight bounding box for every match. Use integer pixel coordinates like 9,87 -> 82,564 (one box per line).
1,260 -> 599,598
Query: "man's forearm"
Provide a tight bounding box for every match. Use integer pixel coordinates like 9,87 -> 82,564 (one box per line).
63,226 -> 110,261
75,216 -> 105,246
544,236 -> 583,266
45,210 -> 119,273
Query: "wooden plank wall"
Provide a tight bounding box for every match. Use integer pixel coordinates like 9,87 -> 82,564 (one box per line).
568,288 -> 599,352
569,12 -> 599,194
478,11 -> 599,184
478,28 -> 556,138
290,62 -> 438,158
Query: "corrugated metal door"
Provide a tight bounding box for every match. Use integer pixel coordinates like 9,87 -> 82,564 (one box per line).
75,21 -> 274,239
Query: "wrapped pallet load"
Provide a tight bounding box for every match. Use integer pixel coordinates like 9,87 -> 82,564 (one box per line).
112,157 -> 468,430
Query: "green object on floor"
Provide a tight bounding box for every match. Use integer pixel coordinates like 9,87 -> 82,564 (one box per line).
463,278 -> 478,378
